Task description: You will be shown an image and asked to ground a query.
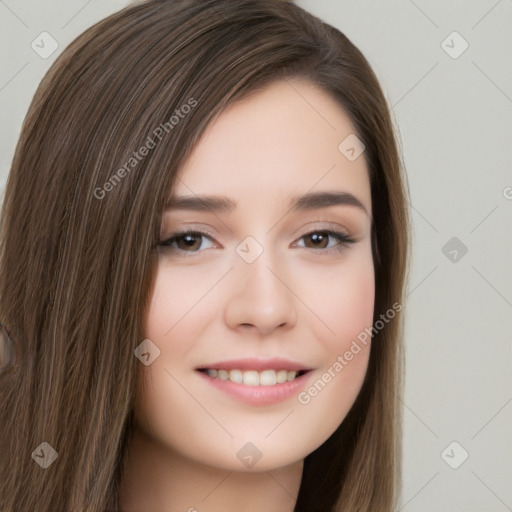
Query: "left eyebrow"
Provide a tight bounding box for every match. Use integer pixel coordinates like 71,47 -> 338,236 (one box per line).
165,191 -> 370,218
288,191 -> 370,218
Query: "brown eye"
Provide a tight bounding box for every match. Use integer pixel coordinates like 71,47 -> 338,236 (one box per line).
303,232 -> 329,249
158,230 -> 216,253
174,233 -> 202,251
297,230 -> 355,252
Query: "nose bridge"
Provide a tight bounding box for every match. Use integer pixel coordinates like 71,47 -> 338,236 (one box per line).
224,233 -> 298,334
237,234 -> 288,306
241,240 -> 280,292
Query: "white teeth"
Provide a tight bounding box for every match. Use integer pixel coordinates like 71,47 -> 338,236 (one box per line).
203,368 -> 301,386
229,369 -> 243,383
259,370 -> 277,386
287,370 -> 297,382
276,370 -> 288,384
242,371 -> 259,386
217,369 -> 229,381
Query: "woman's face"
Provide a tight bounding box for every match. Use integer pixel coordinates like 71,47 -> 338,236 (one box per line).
137,78 -> 374,471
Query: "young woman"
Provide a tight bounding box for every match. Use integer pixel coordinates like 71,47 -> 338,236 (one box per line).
0,1 -> 410,510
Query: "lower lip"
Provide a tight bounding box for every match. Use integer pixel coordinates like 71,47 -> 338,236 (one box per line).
196,370 -> 313,406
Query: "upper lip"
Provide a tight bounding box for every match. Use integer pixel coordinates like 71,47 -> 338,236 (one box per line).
196,357 -> 313,372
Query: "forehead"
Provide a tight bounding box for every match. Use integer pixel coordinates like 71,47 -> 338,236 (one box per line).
172,78 -> 371,214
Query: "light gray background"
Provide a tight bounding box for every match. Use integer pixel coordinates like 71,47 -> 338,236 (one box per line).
1,1 -> 511,510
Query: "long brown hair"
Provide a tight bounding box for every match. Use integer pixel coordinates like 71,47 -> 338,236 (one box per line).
0,1 -> 410,510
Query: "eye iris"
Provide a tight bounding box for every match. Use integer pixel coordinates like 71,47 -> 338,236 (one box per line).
306,232 -> 328,249
178,234 -> 201,251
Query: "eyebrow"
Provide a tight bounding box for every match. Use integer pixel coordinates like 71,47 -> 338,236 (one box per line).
165,191 -> 370,217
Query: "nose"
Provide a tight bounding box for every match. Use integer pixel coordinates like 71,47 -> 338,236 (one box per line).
224,248 -> 298,337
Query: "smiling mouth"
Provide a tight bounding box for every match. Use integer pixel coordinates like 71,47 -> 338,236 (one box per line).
196,368 -> 311,386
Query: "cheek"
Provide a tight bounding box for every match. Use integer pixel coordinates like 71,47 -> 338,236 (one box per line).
327,268 -> 375,352
142,263 -> 218,339
295,251 -> 375,350
289,252 -> 374,436
133,264 -> 224,455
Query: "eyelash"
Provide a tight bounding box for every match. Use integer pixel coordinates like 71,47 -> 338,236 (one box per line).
158,228 -> 355,256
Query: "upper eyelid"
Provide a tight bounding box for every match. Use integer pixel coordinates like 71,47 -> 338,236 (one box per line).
159,226 -> 356,250
161,226 -> 351,240
161,219 -> 354,239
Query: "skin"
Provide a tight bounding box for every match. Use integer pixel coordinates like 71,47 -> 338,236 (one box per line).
119,78 -> 374,512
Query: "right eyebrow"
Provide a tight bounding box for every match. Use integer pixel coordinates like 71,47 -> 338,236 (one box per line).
164,194 -> 236,213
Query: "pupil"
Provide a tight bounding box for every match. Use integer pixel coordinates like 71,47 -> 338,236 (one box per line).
310,233 -> 327,248
181,235 -> 199,249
